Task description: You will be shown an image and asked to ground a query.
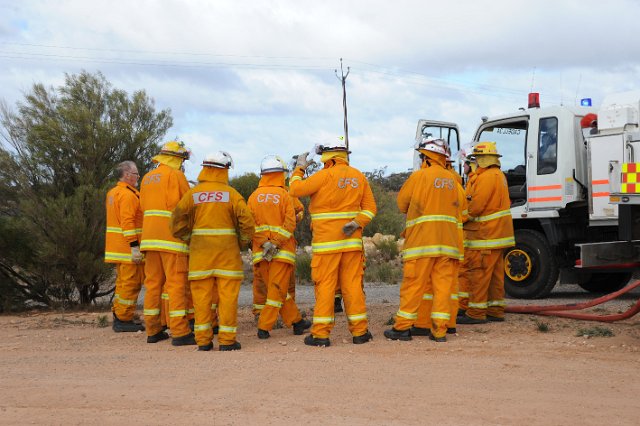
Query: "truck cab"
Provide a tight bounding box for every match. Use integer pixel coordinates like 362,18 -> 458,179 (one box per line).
416,92 -> 640,298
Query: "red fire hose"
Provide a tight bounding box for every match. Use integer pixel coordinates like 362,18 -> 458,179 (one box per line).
505,279 -> 640,322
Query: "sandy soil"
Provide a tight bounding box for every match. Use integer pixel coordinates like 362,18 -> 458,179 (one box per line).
1,283 -> 639,425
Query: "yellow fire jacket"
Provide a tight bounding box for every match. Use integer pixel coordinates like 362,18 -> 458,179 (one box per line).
289,158 -> 377,254
465,166 -> 515,250
105,181 -> 143,263
139,163 -> 191,254
398,155 -> 464,261
171,167 -> 255,281
248,173 -> 297,265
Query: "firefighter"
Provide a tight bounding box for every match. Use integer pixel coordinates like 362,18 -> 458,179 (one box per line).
384,138 -> 463,342
290,137 -> 377,347
248,155 -> 311,339
457,155 -> 478,317
104,160 -> 145,332
252,174 -> 306,323
457,142 -> 515,324
171,151 -> 254,351
140,141 -> 195,345
410,153 -> 466,337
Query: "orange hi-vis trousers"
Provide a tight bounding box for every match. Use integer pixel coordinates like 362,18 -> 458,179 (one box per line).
311,251 -> 368,339
458,248 -> 474,313
191,277 -> 241,346
143,251 -> 191,338
252,263 -> 266,316
160,284 -> 194,329
467,249 -> 507,320
112,263 -> 144,321
394,256 -> 455,339
414,260 -> 460,331
256,261 -> 302,331
253,263 -> 298,317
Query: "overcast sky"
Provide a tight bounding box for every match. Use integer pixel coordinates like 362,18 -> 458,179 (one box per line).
2,0 -> 640,179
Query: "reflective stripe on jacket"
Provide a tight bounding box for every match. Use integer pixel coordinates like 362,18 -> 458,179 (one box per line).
105,181 -> 143,263
140,163 -> 190,254
289,158 -> 377,255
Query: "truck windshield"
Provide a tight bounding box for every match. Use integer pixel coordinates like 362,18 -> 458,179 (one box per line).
478,121 -> 527,173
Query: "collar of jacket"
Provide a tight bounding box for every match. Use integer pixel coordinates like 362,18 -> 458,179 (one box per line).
476,164 -> 499,175
323,157 -> 349,169
420,152 -> 446,168
116,180 -> 139,194
197,167 -> 229,183
259,172 -> 285,187
152,154 -> 184,170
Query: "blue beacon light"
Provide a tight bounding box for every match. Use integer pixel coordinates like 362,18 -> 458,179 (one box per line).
580,98 -> 592,107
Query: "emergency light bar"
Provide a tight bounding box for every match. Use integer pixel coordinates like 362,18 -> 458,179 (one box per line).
581,98 -> 592,107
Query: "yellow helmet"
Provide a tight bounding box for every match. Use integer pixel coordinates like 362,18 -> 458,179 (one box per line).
159,141 -> 190,160
472,141 -> 501,157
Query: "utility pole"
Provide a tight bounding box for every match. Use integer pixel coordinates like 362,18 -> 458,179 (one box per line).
335,58 -> 350,153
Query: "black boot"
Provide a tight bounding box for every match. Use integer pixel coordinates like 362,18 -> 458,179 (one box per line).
188,318 -> 195,331
292,318 -> 311,335
304,334 -> 330,347
112,314 -> 145,333
198,342 -> 213,351
457,315 -> 487,324
213,325 -> 219,335
410,326 -> 431,337
429,334 -> 447,343
383,328 -> 412,341
447,327 -> 457,334
352,330 -> 373,344
257,329 -> 270,339
147,331 -> 169,343
172,332 -> 197,346
486,315 -> 505,322
334,296 -> 343,313
219,341 -> 242,351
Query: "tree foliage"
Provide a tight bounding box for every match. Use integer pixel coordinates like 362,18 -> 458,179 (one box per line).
0,71 -> 172,309
229,172 -> 260,201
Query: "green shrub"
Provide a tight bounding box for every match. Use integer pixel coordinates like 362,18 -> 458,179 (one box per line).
364,261 -> 402,284
577,326 -> 614,338
376,238 -> 399,261
96,315 -> 109,328
295,252 -> 312,284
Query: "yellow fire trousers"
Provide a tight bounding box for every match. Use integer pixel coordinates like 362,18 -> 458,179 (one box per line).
191,277 -> 241,346
112,263 -> 144,321
467,249 -> 506,319
253,263 -> 297,319
394,256 -> 455,339
414,260 -> 460,330
457,248 -> 474,312
143,251 -> 191,338
311,251 -> 368,339
256,261 -> 302,331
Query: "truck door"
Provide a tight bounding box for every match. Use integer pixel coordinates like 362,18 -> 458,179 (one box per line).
527,116 -> 564,210
414,120 -> 460,171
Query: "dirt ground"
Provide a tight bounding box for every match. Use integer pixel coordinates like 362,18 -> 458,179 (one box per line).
1,283 -> 639,425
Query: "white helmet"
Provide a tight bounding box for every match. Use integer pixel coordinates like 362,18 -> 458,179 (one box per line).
260,154 -> 289,174
202,151 -> 233,169
416,137 -> 448,157
314,136 -> 350,155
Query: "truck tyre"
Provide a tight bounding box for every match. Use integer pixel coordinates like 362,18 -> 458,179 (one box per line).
578,272 -> 632,294
504,229 -> 558,299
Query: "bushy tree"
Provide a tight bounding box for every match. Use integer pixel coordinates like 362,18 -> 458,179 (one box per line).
0,71 -> 172,307
229,172 -> 260,201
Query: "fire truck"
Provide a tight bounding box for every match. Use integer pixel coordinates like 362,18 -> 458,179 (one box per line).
415,90 -> 640,298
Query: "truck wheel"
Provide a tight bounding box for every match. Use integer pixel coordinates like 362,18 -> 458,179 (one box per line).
578,272 -> 632,293
504,229 -> 558,299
